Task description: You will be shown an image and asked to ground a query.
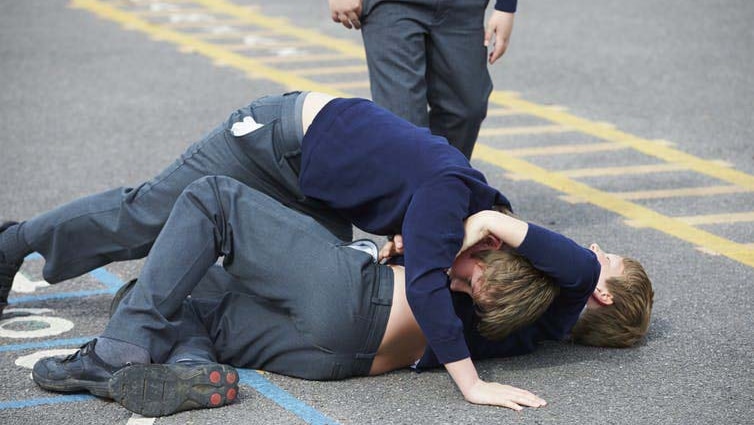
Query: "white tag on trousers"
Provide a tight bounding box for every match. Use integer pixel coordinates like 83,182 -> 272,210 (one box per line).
230,115 -> 264,136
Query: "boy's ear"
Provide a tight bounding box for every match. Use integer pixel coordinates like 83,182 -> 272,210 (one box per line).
482,235 -> 503,250
593,286 -> 614,306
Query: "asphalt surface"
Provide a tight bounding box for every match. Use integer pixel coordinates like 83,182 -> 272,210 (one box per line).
1,0 -> 753,424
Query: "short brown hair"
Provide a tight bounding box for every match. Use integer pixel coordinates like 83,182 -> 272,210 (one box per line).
471,248 -> 559,341
571,257 -> 654,348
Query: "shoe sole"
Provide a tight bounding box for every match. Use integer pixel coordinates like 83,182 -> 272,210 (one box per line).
32,368 -> 111,398
109,363 -> 239,417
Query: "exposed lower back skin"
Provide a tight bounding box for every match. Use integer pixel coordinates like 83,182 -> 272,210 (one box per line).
370,266 -> 426,375
301,91 -> 336,136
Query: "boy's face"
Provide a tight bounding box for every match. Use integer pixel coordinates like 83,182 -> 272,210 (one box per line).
586,243 -> 625,308
447,239 -> 497,297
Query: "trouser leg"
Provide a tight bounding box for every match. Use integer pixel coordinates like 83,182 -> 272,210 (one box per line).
103,176 -> 364,362
426,0 -> 492,159
361,2 -> 431,128
19,93 -> 350,283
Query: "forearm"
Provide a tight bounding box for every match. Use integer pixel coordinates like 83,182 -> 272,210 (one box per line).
445,357 -> 480,396
462,210 -> 528,252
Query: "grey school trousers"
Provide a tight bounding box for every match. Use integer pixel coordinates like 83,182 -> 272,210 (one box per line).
361,0 -> 493,159
104,178 -> 393,380
18,92 -> 352,284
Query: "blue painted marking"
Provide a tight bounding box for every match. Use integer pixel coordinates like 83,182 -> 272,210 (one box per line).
0,336 -> 94,353
88,267 -> 125,291
9,289 -> 116,305
0,394 -> 96,410
238,369 -> 340,425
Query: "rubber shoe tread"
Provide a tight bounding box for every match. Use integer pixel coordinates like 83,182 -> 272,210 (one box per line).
110,362 -> 239,417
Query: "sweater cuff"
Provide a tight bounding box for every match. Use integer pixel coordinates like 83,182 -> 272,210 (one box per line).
494,0 -> 517,13
430,333 -> 471,365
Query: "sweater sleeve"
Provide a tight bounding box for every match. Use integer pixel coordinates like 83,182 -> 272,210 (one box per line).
402,177 -> 473,365
495,0 -> 517,13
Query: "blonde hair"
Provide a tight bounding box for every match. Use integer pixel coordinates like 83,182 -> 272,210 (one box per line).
471,248 -> 559,341
571,257 -> 654,347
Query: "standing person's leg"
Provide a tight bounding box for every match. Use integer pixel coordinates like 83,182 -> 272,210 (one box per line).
361,1 -> 431,128
0,92 -> 351,313
426,0 -> 492,159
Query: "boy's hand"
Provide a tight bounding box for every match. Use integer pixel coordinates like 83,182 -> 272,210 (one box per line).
463,380 -> 547,411
379,234 -> 404,261
484,10 -> 515,64
329,0 -> 363,30
458,211 -> 495,255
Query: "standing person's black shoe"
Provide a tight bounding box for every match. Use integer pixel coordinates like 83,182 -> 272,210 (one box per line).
0,221 -> 23,318
32,339 -> 123,398
110,362 -> 239,417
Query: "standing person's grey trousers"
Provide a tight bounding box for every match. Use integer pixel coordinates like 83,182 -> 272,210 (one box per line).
105,177 -> 393,380
361,0 -> 493,159
16,92 -> 351,284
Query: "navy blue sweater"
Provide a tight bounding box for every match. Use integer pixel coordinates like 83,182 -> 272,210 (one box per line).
495,0 -> 517,13
416,223 -> 601,369
301,98 -> 511,364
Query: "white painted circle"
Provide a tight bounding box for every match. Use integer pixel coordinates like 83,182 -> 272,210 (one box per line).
0,315 -> 74,338
15,349 -> 79,369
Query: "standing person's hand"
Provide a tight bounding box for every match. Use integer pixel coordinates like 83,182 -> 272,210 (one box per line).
379,234 -> 404,261
329,0 -> 363,30
485,11 -> 515,64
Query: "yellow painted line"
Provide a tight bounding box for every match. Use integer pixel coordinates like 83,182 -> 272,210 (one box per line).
190,0 -> 366,60
70,0 -> 349,97
328,80 -> 371,90
192,31 -> 271,40
255,53 -> 353,64
504,142 -> 626,157
478,125 -> 572,137
224,40 -> 316,51
161,20 -> 251,29
291,65 -> 368,77
474,144 -> 754,267
486,108 -> 522,117
559,163 -> 689,178
675,211 -> 754,226
131,9 -> 214,17
489,91 -> 754,190
614,185 -> 752,200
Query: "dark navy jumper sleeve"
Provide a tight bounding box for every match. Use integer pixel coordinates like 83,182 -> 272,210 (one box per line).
495,0 -> 517,13
402,176 -> 473,364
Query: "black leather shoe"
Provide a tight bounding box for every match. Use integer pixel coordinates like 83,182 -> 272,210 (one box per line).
0,221 -> 22,318
109,278 -> 137,318
32,339 -> 122,398
110,362 -> 239,417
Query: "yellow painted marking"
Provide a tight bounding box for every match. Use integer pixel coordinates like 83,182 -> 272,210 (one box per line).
131,9 -> 212,17
615,185 -> 752,201
161,20 -> 251,29
559,163 -> 689,178
478,125 -> 571,137
504,142 -> 627,157
291,65 -> 368,77
189,0 -> 366,59
192,31 -> 271,40
69,0 -> 350,96
224,40 -> 316,50
328,80 -> 371,90
486,108 -> 522,117
473,144 -> 754,267
675,211 -> 754,226
489,91 -> 754,190
256,53 -> 353,64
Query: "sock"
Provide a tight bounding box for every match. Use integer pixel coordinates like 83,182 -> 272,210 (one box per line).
94,337 -> 151,367
0,223 -> 32,265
